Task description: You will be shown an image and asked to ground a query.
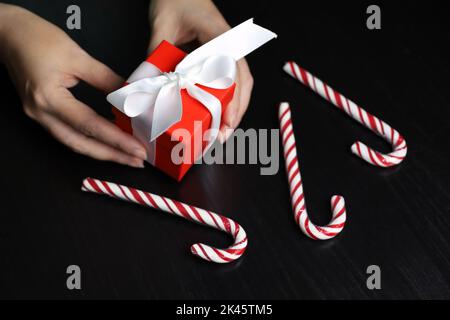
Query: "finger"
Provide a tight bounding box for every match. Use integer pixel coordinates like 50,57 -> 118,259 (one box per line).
218,70 -> 240,144
48,88 -> 147,160
148,20 -> 178,53
234,59 -> 254,126
187,6 -> 231,44
36,111 -> 144,168
218,60 -> 254,143
76,53 -> 124,93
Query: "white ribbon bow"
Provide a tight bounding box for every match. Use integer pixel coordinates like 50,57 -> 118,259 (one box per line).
107,19 -> 277,163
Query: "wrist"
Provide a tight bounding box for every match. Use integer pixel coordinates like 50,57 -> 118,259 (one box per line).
0,4 -> 27,62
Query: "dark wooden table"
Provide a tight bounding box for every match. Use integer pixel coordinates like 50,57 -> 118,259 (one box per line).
1,0 -> 449,299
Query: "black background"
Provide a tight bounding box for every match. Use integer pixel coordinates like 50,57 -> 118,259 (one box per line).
0,0 -> 449,299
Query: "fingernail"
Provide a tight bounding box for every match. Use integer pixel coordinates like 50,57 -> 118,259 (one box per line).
219,127 -> 234,144
218,132 -> 225,144
133,148 -> 147,160
228,113 -> 236,128
130,159 -> 145,169
223,128 -> 234,142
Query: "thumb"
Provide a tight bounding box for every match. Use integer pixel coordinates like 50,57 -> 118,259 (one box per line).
148,21 -> 178,54
77,53 -> 124,93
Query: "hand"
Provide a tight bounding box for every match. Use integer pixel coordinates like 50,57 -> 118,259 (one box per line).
0,4 -> 147,168
148,0 -> 254,143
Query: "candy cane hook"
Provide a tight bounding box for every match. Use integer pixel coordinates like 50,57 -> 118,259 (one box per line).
81,177 -> 247,263
284,61 -> 407,168
279,103 -> 346,240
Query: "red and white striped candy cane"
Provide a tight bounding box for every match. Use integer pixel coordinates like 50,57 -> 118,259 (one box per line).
284,61 -> 407,168
81,177 -> 247,263
279,102 -> 346,240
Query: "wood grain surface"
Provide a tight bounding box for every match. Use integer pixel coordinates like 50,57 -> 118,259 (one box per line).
0,0 -> 449,299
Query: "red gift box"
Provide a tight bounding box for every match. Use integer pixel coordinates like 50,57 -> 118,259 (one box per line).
112,41 -> 236,181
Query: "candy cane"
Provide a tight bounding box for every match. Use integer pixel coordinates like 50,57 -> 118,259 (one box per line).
279,102 -> 346,240
81,177 -> 247,263
284,61 -> 407,168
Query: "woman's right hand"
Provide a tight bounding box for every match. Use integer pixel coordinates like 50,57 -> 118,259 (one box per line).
0,4 -> 147,168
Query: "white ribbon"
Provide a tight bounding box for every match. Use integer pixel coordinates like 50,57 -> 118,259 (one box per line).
107,19 -> 277,164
